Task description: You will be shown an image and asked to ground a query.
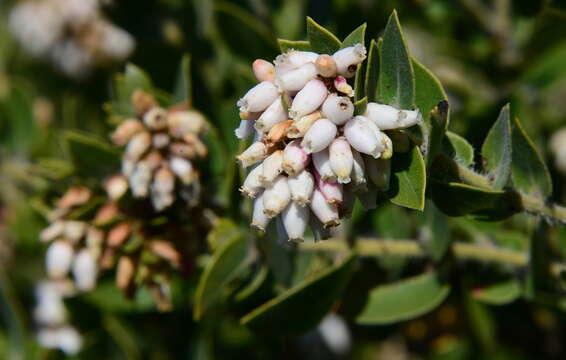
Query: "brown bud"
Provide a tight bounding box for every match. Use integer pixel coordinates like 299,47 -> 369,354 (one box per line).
315,54 -> 338,78
183,133 -> 207,158
148,240 -> 181,267
99,247 -> 116,270
265,119 -> 293,144
57,186 -> 92,209
107,222 -> 132,248
116,256 -> 136,291
94,203 -> 120,226
111,119 -> 144,146
149,282 -> 173,312
131,90 -> 158,116
239,110 -> 262,121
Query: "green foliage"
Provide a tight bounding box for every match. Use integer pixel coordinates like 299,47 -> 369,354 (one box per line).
306,17 -> 341,54
482,104 -> 512,190
389,145 -> 426,210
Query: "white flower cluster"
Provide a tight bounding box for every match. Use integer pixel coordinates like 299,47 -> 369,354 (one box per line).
235,45 -> 421,241
8,0 -> 134,78
112,90 -> 208,211
34,280 -> 83,356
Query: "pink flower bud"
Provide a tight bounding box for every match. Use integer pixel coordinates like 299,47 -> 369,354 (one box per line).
344,116 -> 384,158
251,191 -> 271,231
289,79 -> 328,119
253,59 -> 275,82
333,44 -> 367,78
310,189 -> 340,228
111,119 -> 144,146
287,111 -> 322,139
46,240 -> 74,279
105,175 -> 129,201
282,202 -> 310,241
240,163 -> 264,198
263,175 -> 291,218
365,157 -> 391,190
260,150 -> 284,186
234,119 -> 255,140
143,107 -> 168,130
125,132 -> 151,161
351,150 -> 367,192
315,170 -> 343,205
237,141 -> 267,168
72,249 -> 98,292
129,162 -> 152,197
364,102 -> 422,130
313,149 -> 337,182
334,76 -> 354,97
322,94 -> 354,125
301,118 -> 337,154
168,110 -> 208,137
237,81 -> 279,113
170,157 -> 195,184
277,62 -> 317,92
274,50 -> 318,73
255,97 -> 287,134
283,140 -> 310,176
40,221 -> 65,243
329,137 -> 353,183
315,54 -> 338,78
288,170 -> 314,206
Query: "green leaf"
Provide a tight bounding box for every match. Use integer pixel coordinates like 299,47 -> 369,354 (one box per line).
173,54 -> 192,104
389,145 -> 426,210
354,97 -> 368,116
241,254 -> 356,334
482,104 -> 512,189
473,279 -> 521,305
306,17 -> 341,54
277,39 -> 311,52
110,64 -> 153,117
341,23 -> 366,48
83,282 -> 155,313
234,266 -> 271,304
418,200 -> 451,261
354,63 -> 366,102
206,218 -> 241,250
356,272 -> 450,324
511,117 -> 552,198
0,86 -> 35,153
364,39 -> 380,102
64,131 -> 120,178
377,11 -> 415,109
443,131 -> 474,167
194,235 -> 249,320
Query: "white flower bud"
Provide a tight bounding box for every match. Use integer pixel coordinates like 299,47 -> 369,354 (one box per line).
111,119 -> 144,146
72,249 -> 98,292
313,149 -> 337,182
241,163 -> 264,198
151,166 -> 175,210
365,158 -> 391,190
282,140 -> 310,176
40,221 -> 65,243
251,191 -> 270,231
316,174 -> 343,205
152,133 -> 170,149
105,174 -> 129,201
351,150 -> 367,192
237,141 -> 268,168
255,97 -> 287,134
322,94 -> 354,125
54,326 -> 83,356
344,116 -> 384,158
288,170 -> 314,206
315,54 -> 338,78
46,240 -> 74,279
287,111 -> 322,139
263,176 -> 291,218
334,76 -> 354,97
253,59 -> 275,82
378,132 -> 393,160
239,110 -> 262,121
274,50 -> 318,73
125,132 -> 151,161
34,297 -> 66,326
310,189 -> 340,228
282,202 -> 310,241
64,221 -> 87,243
168,110 -> 207,137
260,150 -> 284,186
170,156 -> 195,184
277,62 -> 317,92
364,102 -> 422,130
234,119 -> 255,140
86,227 -> 104,254
237,81 -> 279,113
333,44 -> 367,78
289,79 -> 328,119
329,137 -> 353,183
122,157 -> 135,176
143,107 -> 168,130
129,161 -> 152,197
302,118 -> 337,154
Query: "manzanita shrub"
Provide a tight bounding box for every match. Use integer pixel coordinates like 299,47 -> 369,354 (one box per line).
3,5 -> 566,359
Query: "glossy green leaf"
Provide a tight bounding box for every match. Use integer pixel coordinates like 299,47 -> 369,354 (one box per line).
482,104 -> 512,189
356,272 -> 450,324
377,11 -> 415,109
443,131 -> 474,167
354,97 -> 368,115
306,17 -> 341,54
194,235 -> 249,320
354,63 -> 366,102
419,200 -> 451,261
364,39 -> 380,102
277,39 -> 311,52
173,54 -> 192,104
241,254 -> 355,334
511,117 -> 552,198
341,23 -> 366,48
64,131 -> 120,178
473,279 -> 521,305
389,145 -> 426,210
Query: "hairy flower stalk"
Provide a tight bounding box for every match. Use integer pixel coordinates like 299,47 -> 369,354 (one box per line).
234,44 -> 421,241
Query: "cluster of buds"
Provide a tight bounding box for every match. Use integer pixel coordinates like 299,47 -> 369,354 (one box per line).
111,90 -> 208,212
235,45 -> 421,241
9,0 -> 134,78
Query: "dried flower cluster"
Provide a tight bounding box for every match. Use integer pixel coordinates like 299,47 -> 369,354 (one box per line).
112,90 -> 208,212
235,45 -> 421,241
9,0 -> 134,78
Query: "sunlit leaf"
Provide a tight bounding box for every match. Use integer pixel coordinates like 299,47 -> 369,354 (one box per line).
473,279 -> 521,305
